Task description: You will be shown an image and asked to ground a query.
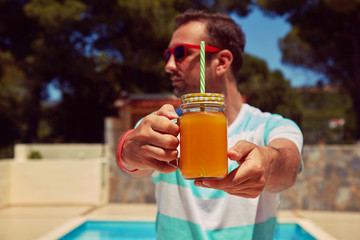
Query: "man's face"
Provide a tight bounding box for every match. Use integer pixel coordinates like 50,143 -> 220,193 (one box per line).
165,21 -> 216,97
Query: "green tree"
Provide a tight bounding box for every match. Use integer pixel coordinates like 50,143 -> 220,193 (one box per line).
238,54 -> 303,126
0,0 -> 254,147
0,0 -> 44,144
296,85 -> 353,144
1,0 -> 303,155
0,51 -> 26,149
256,0 -> 360,140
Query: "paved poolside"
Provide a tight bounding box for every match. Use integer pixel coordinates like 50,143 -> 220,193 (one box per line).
0,204 -> 359,240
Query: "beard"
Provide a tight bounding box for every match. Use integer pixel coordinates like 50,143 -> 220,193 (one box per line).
172,81 -> 200,98
172,87 -> 182,98
170,73 -> 199,97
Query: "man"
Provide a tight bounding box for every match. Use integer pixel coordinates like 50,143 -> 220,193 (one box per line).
117,9 -> 303,240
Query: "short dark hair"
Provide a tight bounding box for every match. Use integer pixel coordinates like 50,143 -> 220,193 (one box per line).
175,9 -> 246,78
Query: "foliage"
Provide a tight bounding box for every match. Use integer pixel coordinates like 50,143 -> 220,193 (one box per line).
28,150 -> 42,159
238,54 -> 303,127
295,85 -> 355,144
0,50 -> 27,147
256,0 -> 360,140
0,0 -> 307,156
0,0 -> 253,151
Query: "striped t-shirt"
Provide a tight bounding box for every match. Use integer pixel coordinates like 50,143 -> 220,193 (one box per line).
151,103 -> 303,240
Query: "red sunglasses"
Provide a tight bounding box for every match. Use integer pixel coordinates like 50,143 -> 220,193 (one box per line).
163,43 -> 221,64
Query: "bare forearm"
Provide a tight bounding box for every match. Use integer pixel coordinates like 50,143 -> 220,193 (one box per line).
265,139 -> 301,192
120,164 -> 154,178
120,158 -> 154,179
119,133 -> 154,178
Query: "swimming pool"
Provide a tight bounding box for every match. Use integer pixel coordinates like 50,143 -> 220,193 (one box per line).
58,221 -> 316,240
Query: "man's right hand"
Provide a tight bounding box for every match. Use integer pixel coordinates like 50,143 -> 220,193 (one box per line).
120,104 -> 180,176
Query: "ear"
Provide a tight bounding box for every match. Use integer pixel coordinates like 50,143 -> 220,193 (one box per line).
215,50 -> 233,77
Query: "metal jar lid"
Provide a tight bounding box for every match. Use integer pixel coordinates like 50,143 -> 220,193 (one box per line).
181,93 -> 225,105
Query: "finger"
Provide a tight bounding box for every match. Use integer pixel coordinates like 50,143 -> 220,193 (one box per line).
145,158 -> 178,174
148,130 -> 179,150
223,180 -> 264,198
228,141 -> 256,161
194,166 -> 250,190
194,177 -> 263,198
143,145 -> 178,161
194,177 -> 235,190
194,179 -> 237,190
155,104 -> 179,120
136,116 -> 179,149
151,115 -> 179,136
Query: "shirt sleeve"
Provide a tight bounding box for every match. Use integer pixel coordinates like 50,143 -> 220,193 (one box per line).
264,114 -> 303,153
263,115 -> 304,172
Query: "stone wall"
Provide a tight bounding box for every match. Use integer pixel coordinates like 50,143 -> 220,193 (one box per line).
109,168 -> 155,203
280,144 -> 360,211
105,117 -> 156,203
110,144 -> 360,211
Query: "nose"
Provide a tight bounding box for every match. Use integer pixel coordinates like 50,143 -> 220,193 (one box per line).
165,54 -> 177,74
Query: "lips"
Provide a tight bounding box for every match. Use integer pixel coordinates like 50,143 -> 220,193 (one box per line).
171,75 -> 183,85
172,78 -> 182,83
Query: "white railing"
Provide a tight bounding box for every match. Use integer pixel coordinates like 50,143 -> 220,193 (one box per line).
0,144 -> 111,207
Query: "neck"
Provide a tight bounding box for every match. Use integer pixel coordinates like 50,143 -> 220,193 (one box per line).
222,78 -> 243,126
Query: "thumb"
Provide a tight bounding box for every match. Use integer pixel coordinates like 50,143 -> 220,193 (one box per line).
227,148 -> 240,161
227,141 -> 256,163
155,104 -> 179,120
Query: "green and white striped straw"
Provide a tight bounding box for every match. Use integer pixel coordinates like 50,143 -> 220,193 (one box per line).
200,41 -> 205,93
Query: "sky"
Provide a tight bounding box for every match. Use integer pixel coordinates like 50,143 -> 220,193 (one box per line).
232,7 -> 326,87
48,8 -> 325,101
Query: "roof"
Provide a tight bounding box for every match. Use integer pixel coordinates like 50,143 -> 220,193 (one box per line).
114,94 -> 181,108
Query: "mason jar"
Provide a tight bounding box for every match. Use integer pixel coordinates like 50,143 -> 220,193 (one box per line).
178,93 -> 228,180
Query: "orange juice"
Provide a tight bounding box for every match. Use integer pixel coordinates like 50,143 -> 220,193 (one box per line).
179,111 -> 228,180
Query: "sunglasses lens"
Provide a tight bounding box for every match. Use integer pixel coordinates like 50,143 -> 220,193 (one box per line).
174,45 -> 185,62
164,50 -> 171,63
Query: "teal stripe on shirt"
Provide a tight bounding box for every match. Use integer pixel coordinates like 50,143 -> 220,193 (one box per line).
152,161 -> 240,199
228,110 -> 251,138
156,212 -> 277,240
153,170 -> 228,199
263,115 -> 300,144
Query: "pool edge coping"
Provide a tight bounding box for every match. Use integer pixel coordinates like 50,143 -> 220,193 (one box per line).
297,218 -> 337,240
36,216 -> 156,240
37,215 -> 337,240
36,217 -> 86,240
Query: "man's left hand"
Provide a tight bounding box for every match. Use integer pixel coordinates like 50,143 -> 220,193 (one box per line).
194,140 -> 277,198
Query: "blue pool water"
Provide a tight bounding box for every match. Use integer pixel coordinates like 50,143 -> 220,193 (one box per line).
58,221 -> 316,240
